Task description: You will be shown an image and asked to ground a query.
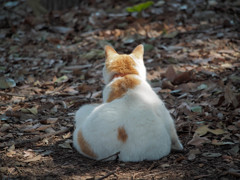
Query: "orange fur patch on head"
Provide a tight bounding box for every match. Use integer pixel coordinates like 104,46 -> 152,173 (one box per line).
78,130 -> 97,158
106,55 -> 139,75
107,75 -> 141,102
118,126 -> 128,143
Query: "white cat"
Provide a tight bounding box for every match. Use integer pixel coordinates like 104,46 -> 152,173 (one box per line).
73,44 -> 183,162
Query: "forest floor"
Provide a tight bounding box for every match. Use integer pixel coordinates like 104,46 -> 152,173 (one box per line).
0,0 -> 240,179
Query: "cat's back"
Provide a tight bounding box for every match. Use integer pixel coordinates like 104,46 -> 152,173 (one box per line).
103,74 -> 159,105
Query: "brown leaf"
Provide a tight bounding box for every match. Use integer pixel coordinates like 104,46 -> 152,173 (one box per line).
78,84 -> 94,94
21,124 -> 40,132
195,125 -> 209,136
211,139 -> 234,146
40,118 -> 58,124
195,125 -> 226,136
202,152 -> 222,158
173,70 -> 193,85
36,125 -> 52,131
161,80 -> 174,90
208,128 -> 226,135
188,134 -> 210,147
224,84 -> 239,108
23,155 -> 42,162
165,65 -> 177,82
188,149 -> 201,161
0,124 -> 10,132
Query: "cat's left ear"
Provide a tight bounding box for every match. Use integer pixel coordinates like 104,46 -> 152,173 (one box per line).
131,44 -> 144,60
105,45 -> 118,60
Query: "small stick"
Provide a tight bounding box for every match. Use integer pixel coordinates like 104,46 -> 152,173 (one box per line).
228,171 -> 240,177
0,92 -> 27,97
96,170 -> 116,180
97,151 -> 120,162
0,127 -> 71,148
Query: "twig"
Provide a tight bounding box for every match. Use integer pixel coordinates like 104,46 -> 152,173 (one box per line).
97,151 -> 120,162
0,127 -> 71,148
96,170 -> 116,180
0,92 -> 27,97
0,91 -> 101,107
228,171 -> 240,177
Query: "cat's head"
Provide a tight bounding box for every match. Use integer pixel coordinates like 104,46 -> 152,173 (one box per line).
103,44 -> 146,84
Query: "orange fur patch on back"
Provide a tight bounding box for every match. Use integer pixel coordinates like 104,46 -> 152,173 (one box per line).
106,55 -> 139,75
78,130 -> 97,158
118,126 -> 128,143
107,75 -> 141,102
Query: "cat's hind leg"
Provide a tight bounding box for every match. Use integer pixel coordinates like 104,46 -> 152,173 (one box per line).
75,104 -> 100,128
156,104 -> 183,151
170,131 -> 183,151
73,104 -> 100,158
164,114 -> 183,151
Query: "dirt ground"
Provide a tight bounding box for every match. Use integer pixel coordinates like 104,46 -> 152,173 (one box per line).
0,0 -> 240,179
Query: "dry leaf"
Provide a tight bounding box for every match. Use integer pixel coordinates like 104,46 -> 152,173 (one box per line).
36,124 -> 52,131
208,128 -> 226,135
228,145 -> 239,156
211,139 -> 234,146
0,124 -> 10,132
23,150 -> 35,158
21,124 -> 40,132
62,132 -> 71,139
165,65 -> 177,82
23,155 -> 42,162
188,134 -> 210,147
202,152 -> 222,158
173,70 -> 193,85
188,149 -> 201,161
195,125 -> 209,136
195,125 -> 226,136
58,140 -> 72,149
64,86 -> 79,95
224,83 -> 239,108
27,107 -> 38,115
41,118 -> 58,124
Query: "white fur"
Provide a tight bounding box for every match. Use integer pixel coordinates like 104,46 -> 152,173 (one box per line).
73,46 -> 183,162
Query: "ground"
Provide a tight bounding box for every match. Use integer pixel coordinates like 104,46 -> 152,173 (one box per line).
0,0 -> 240,179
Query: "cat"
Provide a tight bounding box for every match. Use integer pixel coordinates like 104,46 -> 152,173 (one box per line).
73,44 -> 183,162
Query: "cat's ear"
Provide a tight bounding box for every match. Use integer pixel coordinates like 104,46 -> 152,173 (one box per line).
105,45 -> 118,59
131,44 -> 144,60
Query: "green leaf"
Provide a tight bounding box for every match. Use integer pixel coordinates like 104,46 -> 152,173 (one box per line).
27,107 -> 38,115
82,49 -> 105,60
162,31 -> 178,38
143,43 -> 154,51
55,75 -> 68,83
197,84 -> 208,90
126,1 -> 154,13
191,106 -> 202,113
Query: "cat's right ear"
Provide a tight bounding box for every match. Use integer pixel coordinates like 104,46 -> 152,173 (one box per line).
105,45 -> 118,60
131,44 -> 144,60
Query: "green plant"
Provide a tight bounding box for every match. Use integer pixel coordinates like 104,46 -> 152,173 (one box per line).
126,1 -> 154,13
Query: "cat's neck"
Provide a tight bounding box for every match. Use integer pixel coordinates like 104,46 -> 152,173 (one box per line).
111,73 -> 128,81
110,73 -> 137,82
